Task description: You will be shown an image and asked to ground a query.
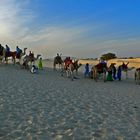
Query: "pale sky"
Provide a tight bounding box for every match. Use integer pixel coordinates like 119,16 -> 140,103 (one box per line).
0,0 -> 140,58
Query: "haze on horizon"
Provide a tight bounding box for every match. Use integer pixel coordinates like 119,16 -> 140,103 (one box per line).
0,0 -> 140,59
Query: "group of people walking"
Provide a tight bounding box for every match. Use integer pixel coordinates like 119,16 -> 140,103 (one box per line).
84,61 -> 122,81
106,63 -> 122,81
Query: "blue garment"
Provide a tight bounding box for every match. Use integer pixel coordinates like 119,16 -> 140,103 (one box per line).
117,66 -> 122,81
6,46 -> 10,53
16,47 -> 22,54
101,60 -> 106,64
84,64 -> 90,76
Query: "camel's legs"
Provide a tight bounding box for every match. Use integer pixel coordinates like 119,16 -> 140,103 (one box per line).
93,69 -> 97,82
70,70 -> 74,81
66,70 -> 70,77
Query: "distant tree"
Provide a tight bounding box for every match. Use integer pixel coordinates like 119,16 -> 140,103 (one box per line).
100,52 -> 117,60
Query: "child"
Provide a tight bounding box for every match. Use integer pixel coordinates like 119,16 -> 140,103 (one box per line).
84,63 -> 90,77
31,65 -> 38,74
38,57 -> 43,69
117,65 -> 122,81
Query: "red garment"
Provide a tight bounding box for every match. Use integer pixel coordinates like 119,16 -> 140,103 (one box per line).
64,57 -> 72,66
96,63 -> 102,69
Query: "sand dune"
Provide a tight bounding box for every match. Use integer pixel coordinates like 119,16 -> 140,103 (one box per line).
0,60 -> 140,140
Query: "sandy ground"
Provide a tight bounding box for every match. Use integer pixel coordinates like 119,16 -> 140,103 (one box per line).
0,60 -> 140,140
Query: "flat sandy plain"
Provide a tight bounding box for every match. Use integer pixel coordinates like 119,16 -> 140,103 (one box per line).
0,58 -> 140,140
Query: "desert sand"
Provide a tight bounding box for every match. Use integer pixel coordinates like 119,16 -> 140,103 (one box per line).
0,59 -> 140,140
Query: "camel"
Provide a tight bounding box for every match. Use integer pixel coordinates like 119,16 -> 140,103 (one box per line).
15,48 -> 27,64
4,48 -> 27,64
121,62 -> 134,79
135,68 -> 140,85
53,55 -> 63,70
0,44 -> 6,63
90,63 -> 107,82
23,54 -> 41,67
61,60 -> 82,81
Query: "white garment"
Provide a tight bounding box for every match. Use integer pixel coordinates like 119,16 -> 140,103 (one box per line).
31,67 -> 36,73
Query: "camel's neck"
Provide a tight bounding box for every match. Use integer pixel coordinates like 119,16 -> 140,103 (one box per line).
73,62 -> 81,70
35,55 -> 40,60
19,48 -> 27,58
23,49 -> 27,55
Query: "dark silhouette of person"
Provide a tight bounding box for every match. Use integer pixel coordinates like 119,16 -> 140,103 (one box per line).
0,44 -> 4,55
16,46 -> 22,58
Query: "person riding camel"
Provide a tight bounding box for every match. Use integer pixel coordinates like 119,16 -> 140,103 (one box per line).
56,53 -> 59,58
29,51 -> 34,61
56,53 -> 61,62
64,57 -> 72,67
96,60 -> 107,73
16,46 -> 22,58
5,45 -> 10,56
5,45 -> 10,61
0,44 -> 4,55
